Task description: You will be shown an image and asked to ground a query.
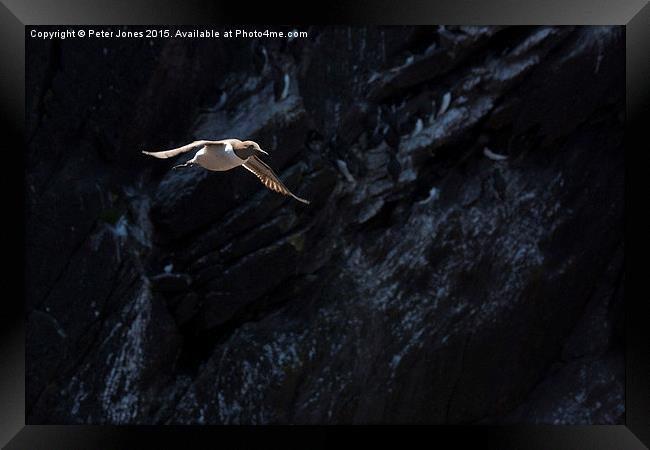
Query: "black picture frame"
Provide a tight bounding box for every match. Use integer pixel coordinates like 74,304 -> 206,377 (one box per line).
2,0 -> 647,447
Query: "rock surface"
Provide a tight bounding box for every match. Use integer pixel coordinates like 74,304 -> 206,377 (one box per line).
26,26 -> 624,424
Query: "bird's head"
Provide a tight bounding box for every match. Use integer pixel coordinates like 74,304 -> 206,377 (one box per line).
243,140 -> 269,156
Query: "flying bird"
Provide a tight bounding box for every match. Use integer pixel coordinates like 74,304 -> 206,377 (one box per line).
142,139 -> 310,204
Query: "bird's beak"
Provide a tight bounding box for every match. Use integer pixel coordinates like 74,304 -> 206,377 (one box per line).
258,149 -> 269,156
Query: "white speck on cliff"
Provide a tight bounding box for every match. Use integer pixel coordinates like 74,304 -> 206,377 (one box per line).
336,159 -> 356,184
438,92 -> 452,116
483,147 -> 508,161
413,118 -> 423,136
280,74 -> 290,100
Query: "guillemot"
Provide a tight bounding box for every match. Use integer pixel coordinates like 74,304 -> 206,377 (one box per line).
142,139 -> 310,204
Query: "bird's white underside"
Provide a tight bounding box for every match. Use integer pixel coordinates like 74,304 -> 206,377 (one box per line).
193,142 -> 245,171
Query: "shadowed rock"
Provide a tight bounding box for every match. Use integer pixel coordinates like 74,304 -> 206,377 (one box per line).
26,26 -> 624,425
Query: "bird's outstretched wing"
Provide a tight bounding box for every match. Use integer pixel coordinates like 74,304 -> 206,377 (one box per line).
142,140 -> 224,159
242,156 -> 310,205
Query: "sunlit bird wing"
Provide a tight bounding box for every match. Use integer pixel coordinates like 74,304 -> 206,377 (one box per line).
142,140 -> 224,159
242,156 -> 310,204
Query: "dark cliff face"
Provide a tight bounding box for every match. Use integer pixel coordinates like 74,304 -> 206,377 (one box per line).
26,26 -> 625,424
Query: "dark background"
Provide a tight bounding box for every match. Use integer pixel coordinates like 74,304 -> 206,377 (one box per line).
25,25 -> 625,425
